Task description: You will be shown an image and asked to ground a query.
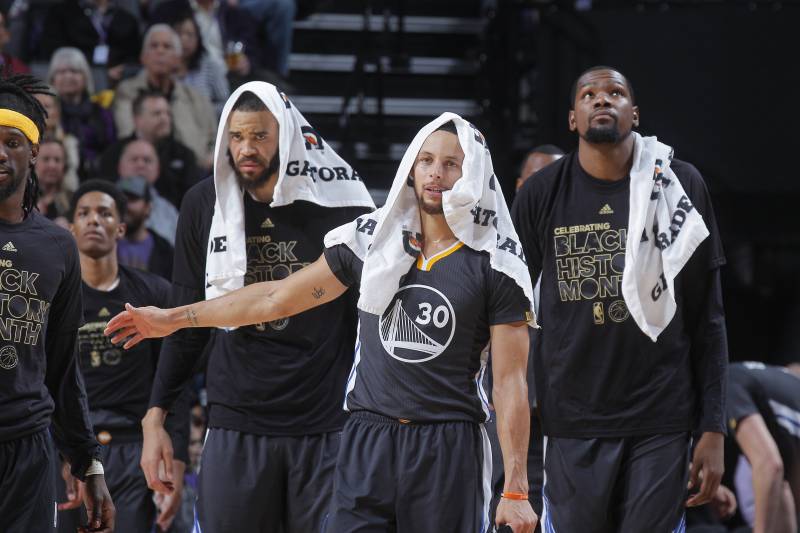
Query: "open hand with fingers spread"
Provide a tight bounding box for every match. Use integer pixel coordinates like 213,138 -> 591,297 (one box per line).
105,303 -> 180,349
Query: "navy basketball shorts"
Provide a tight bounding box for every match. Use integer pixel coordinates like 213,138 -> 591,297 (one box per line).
324,411 -> 494,533
0,429 -> 58,532
195,428 -> 340,533
541,432 -> 691,533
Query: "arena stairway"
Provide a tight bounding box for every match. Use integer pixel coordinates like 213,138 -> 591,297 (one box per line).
289,0 -> 487,204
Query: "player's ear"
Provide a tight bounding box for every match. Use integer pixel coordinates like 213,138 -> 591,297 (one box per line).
116,222 -> 126,239
568,110 -> 576,132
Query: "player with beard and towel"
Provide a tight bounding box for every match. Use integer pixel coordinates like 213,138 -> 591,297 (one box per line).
124,81 -> 374,533
512,66 -> 728,532
106,113 -> 538,533
0,74 -> 115,532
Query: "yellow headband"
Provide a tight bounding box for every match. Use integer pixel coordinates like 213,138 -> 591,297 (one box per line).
0,108 -> 39,144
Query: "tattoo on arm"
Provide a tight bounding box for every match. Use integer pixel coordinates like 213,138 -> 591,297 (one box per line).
185,308 -> 199,327
312,287 -> 326,299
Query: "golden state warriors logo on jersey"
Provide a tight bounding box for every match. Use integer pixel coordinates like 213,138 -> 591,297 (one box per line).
379,284 -> 455,363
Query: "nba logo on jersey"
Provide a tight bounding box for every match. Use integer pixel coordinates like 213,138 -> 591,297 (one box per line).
379,284 -> 455,363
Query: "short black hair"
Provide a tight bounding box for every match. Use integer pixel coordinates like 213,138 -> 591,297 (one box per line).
520,144 -> 564,175
69,179 -> 127,221
529,144 -> 564,157
232,91 -> 268,113
434,121 -> 458,136
0,74 -> 53,215
132,89 -> 168,117
569,65 -> 635,109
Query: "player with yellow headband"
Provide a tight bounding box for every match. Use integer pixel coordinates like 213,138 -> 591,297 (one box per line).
0,74 -> 115,532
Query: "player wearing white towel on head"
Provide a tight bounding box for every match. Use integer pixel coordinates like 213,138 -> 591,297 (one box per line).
128,83 -> 373,533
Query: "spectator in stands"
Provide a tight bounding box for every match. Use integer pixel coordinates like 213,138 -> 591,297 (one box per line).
117,138 -> 179,244
99,90 -> 199,209
47,47 -> 117,178
116,176 -> 174,280
152,0 -> 265,89
35,139 -> 72,228
35,91 -> 80,191
171,11 -> 230,113
41,0 -> 141,87
0,10 -> 28,74
516,144 -> 564,191
188,0 -> 225,63
238,0 -> 295,77
113,24 -> 216,169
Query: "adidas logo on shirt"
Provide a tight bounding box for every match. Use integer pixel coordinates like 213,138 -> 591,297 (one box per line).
598,204 -> 614,215
98,307 -> 111,318
261,218 -> 275,229
2,241 -> 17,252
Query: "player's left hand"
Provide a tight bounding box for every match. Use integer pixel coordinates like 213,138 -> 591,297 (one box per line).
58,461 -> 83,510
496,498 -> 538,533
154,460 -> 186,531
686,431 -> 724,507
80,474 -> 115,533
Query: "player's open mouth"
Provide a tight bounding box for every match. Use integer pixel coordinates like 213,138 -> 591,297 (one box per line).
424,185 -> 448,196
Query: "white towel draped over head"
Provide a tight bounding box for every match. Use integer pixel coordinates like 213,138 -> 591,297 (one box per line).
205,81 -> 375,306
324,112 -> 536,322
621,132 -> 709,341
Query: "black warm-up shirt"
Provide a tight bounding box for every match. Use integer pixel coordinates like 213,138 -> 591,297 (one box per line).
324,242 -> 530,423
0,211 -> 98,477
78,265 -> 189,461
150,178 -> 370,436
511,152 -> 728,438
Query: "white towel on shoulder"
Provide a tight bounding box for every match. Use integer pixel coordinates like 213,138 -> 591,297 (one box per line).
621,132 -> 709,341
324,112 -> 536,322
205,82 -> 375,306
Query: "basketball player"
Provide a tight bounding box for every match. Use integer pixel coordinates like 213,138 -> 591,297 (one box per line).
0,74 -> 114,532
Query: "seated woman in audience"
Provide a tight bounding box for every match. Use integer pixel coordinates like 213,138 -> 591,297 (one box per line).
34,91 -> 80,191
48,47 -> 117,178
35,138 -> 73,229
172,12 -> 229,115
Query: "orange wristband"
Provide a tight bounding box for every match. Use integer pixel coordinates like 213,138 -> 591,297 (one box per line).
501,491 -> 528,500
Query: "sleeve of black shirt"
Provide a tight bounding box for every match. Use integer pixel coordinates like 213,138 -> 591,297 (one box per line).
149,184 -> 211,413
323,244 -> 363,287
147,272 -> 191,464
487,268 -> 531,325
511,177 -> 546,288
726,366 -> 760,428
677,161 -> 729,435
46,237 -> 99,480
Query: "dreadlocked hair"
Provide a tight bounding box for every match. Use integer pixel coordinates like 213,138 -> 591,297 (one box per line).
0,74 -> 54,216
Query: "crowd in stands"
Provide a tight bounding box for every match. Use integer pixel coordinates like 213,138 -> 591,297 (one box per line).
0,0 -> 298,280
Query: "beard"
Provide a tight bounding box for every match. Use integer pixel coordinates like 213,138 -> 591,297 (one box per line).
416,192 -> 444,215
0,167 -> 28,203
582,120 -> 632,144
227,149 -> 280,191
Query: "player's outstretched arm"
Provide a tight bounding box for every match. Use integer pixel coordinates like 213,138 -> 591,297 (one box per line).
105,254 -> 348,349
491,322 -> 538,533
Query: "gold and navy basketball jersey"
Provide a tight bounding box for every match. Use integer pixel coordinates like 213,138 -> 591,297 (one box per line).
324,241 -> 529,424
